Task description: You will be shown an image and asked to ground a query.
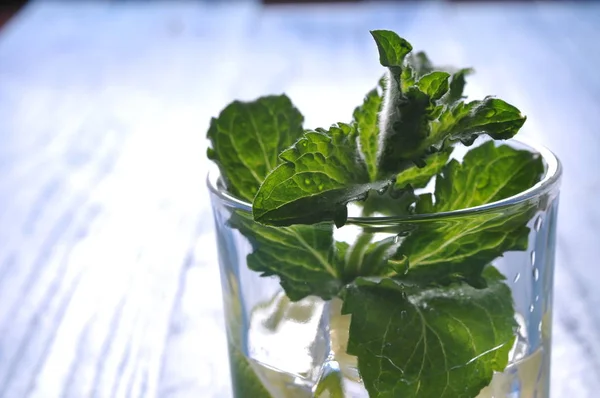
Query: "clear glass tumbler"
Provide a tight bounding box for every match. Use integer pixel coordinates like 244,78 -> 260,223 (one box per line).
208,141 -> 561,398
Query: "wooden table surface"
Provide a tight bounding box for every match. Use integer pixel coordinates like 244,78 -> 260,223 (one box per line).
0,1 -> 598,397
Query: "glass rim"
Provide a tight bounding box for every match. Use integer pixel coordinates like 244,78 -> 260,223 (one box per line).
207,138 -> 562,224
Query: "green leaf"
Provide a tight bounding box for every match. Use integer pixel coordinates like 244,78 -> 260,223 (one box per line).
398,209 -> 532,288
377,89 -> 526,177
229,345 -> 273,398
354,86 -> 383,182
432,141 -> 544,212
230,211 -> 342,301
207,95 -> 303,202
360,150 -> 450,217
400,66 -> 416,92
342,266 -> 516,398
391,142 -> 544,284
377,86 -> 434,175
407,51 -> 434,78
253,124 -> 391,227
444,68 -> 474,104
361,186 -> 418,218
370,30 -> 413,69
417,72 -> 450,101
314,367 -> 345,398
395,149 -> 451,190
433,97 -> 527,144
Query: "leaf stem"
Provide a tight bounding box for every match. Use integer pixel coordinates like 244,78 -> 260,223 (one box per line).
343,233 -> 374,281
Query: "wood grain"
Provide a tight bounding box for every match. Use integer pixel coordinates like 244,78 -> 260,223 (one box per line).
0,2 -> 598,397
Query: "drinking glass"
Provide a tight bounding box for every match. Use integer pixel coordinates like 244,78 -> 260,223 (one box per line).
208,140 -> 561,398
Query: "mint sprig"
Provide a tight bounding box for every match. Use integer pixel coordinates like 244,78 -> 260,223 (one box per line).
374,31 -> 526,178
252,30 -> 526,227
207,29 -> 545,398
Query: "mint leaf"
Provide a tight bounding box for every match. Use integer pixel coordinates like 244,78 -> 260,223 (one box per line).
230,211 -> 341,301
342,267 -> 516,398
392,143 -> 544,283
406,52 -> 434,78
229,345 -> 273,398
398,208 -> 532,288
432,141 -> 544,211
417,71 -> 450,101
207,95 -> 303,202
253,124 -> 390,227
445,68 -> 473,104
314,369 -> 345,398
370,30 -> 412,69
395,150 -> 451,190
361,150 -> 450,217
432,98 -> 527,145
354,85 -> 383,182
405,53 -> 470,104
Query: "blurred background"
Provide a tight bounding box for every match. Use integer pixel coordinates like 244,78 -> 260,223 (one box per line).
0,0 -> 599,397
